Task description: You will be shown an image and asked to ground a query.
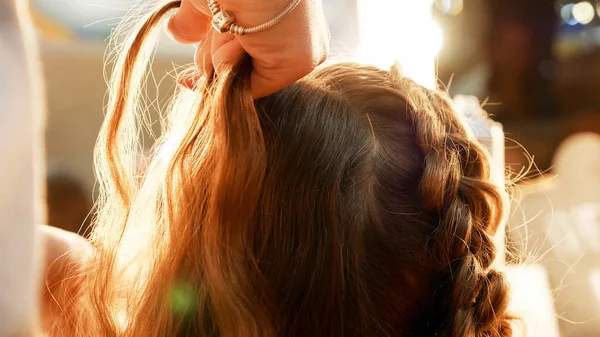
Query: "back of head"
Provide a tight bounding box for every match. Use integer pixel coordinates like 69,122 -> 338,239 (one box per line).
246,64 -> 511,336
56,2 -> 512,337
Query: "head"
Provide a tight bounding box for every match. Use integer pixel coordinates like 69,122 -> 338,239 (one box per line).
54,2 -> 512,336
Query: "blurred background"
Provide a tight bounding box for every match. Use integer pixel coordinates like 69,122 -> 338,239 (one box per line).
34,0 -> 600,203
29,0 -> 600,336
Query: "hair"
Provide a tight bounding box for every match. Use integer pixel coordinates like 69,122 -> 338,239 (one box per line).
49,1 -> 513,336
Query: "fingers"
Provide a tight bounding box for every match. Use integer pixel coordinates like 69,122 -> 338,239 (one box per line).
250,64 -> 304,99
177,68 -> 201,90
196,33 -> 214,73
167,0 -> 211,44
249,22 -> 330,98
170,0 -> 331,98
250,41 -> 328,98
177,30 -> 214,90
178,31 -> 245,90
211,32 -> 245,74
173,15 -> 330,98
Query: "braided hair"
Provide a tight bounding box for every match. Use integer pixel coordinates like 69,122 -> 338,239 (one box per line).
393,70 -> 513,336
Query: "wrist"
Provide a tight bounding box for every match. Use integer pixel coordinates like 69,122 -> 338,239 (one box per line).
219,0 -> 310,29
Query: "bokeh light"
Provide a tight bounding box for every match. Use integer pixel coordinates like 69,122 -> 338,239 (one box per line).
434,0 -> 464,16
561,3 -> 578,26
169,282 -> 197,316
573,1 -> 595,25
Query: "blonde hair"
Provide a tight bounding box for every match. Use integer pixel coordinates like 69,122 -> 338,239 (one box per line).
49,1 -> 513,336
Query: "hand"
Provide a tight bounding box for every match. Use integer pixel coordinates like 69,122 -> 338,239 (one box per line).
167,0 -> 329,98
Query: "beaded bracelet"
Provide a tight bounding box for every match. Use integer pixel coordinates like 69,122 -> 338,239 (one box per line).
208,0 -> 302,35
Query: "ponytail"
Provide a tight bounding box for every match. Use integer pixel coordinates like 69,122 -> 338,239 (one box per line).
64,1 -> 274,335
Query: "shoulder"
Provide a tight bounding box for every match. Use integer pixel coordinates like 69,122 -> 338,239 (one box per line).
40,225 -> 93,267
39,225 -> 93,333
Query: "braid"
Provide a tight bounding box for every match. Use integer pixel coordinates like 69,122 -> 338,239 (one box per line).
394,77 -> 512,336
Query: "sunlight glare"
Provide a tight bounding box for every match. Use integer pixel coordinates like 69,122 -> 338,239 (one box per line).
355,0 -> 442,89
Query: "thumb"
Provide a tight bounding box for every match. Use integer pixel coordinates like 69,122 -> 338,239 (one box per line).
167,0 -> 211,44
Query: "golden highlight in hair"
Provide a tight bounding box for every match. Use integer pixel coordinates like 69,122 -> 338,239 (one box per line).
48,1 -> 514,336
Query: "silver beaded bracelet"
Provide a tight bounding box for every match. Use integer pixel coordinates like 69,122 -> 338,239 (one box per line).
208,0 -> 302,36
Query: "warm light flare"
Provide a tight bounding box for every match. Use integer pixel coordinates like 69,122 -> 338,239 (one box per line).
354,0 -> 442,89
434,0 -> 464,15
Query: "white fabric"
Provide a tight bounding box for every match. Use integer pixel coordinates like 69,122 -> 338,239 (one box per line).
509,133 -> 600,336
0,1 -> 44,334
505,265 -> 560,337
